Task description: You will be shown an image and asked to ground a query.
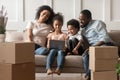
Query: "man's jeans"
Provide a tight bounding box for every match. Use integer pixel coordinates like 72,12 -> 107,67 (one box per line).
46,49 -> 65,70
82,43 -> 115,78
82,51 -> 90,77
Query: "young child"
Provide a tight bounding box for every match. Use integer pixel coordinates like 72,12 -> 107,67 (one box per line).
66,19 -> 84,55
46,13 -> 68,75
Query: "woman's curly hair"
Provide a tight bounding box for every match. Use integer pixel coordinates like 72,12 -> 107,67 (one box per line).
35,5 -> 55,25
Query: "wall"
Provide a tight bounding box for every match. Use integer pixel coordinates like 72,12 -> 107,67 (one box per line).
1,0 -> 120,31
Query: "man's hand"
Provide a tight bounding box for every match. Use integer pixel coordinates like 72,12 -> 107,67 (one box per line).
84,48 -> 89,54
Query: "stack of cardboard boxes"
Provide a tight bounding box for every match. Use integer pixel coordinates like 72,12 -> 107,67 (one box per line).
89,46 -> 118,80
0,42 -> 35,80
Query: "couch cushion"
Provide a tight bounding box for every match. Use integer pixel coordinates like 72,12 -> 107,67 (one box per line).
35,55 -> 47,66
64,55 -> 83,68
35,55 -> 83,68
109,31 -> 120,48
109,31 -> 120,57
109,31 -> 120,43
5,31 -> 27,42
5,31 -> 24,42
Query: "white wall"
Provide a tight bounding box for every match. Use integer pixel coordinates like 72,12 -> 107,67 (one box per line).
1,0 -> 120,31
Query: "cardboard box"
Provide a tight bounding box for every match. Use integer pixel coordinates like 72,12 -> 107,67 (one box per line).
0,42 -> 35,64
89,46 -> 118,71
89,59 -> 117,71
91,71 -> 117,80
89,46 -> 118,59
0,62 -> 35,80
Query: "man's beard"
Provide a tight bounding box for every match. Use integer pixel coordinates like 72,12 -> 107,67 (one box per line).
80,24 -> 85,28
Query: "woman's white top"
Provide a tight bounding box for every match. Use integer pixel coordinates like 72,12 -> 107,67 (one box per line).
26,20 -> 51,46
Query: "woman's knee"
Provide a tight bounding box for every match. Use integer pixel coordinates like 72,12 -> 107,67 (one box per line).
58,50 -> 64,55
35,47 -> 48,55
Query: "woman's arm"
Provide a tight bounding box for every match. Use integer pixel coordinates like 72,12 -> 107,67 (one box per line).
47,33 -> 52,49
26,29 -> 33,42
47,38 -> 50,49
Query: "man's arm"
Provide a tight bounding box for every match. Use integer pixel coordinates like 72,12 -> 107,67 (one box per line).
95,21 -> 110,46
94,41 -> 105,46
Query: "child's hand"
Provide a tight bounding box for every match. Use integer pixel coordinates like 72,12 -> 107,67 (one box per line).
63,47 -> 67,52
65,36 -> 69,40
72,48 -> 78,55
67,52 -> 72,55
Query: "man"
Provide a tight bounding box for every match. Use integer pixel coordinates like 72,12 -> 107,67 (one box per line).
79,10 -> 114,80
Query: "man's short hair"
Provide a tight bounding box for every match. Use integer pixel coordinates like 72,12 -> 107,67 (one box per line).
80,9 -> 92,19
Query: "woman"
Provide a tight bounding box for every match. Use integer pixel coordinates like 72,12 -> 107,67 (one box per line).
26,5 -> 55,55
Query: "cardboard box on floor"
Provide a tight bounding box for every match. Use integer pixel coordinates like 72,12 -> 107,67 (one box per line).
89,46 -> 118,59
89,59 -> 117,71
91,71 -> 117,80
0,62 -> 35,80
89,46 -> 118,71
0,42 -> 35,64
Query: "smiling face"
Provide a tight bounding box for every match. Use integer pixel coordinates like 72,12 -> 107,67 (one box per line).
53,20 -> 63,32
67,25 -> 78,35
39,10 -> 50,23
79,13 -> 91,28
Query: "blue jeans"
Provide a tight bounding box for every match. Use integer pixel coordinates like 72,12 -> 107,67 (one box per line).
35,44 -> 48,55
82,43 -> 115,78
35,47 -> 48,55
46,49 -> 65,70
82,51 -> 90,77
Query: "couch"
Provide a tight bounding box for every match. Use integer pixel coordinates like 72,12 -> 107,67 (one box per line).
5,31 -> 85,73
5,30 -> 120,74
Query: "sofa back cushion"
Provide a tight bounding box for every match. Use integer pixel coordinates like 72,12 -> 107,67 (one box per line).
5,30 -> 120,44
109,31 -> 120,43
5,31 -> 27,42
109,31 -> 120,56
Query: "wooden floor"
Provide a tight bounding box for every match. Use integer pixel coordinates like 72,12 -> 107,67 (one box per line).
35,73 -> 86,80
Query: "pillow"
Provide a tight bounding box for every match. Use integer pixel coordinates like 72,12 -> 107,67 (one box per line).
5,31 -> 25,42
109,31 -> 120,43
109,31 -> 120,57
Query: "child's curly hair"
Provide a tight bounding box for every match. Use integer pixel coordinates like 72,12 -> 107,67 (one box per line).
67,19 -> 80,30
52,13 -> 64,25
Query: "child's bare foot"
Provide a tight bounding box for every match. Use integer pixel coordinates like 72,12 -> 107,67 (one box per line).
47,69 -> 53,75
54,68 -> 61,75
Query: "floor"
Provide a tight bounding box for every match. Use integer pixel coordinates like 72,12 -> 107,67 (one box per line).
35,73 -> 86,80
